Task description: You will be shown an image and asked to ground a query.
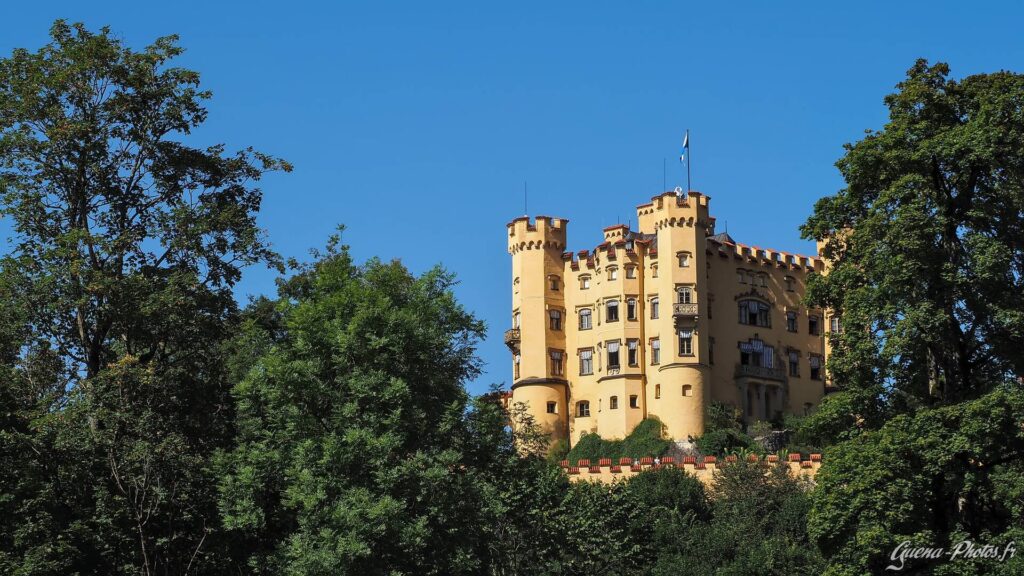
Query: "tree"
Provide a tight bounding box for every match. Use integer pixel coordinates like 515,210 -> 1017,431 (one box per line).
217,233 -> 496,575
803,60 -> 1024,435
802,60 -> 1024,574
0,21 -> 288,574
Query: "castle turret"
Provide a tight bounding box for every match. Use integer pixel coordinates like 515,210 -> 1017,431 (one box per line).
639,191 -> 713,441
507,216 -> 569,445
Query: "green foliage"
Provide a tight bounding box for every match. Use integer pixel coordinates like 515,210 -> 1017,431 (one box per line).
649,461 -> 823,575
0,21 -> 287,575
802,60 -> 1024,575
809,387 -> 1024,575
564,417 -> 671,465
695,428 -> 757,456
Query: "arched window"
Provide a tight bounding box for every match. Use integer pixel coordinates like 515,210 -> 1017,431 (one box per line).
677,286 -> 693,303
738,299 -> 771,327
606,300 -> 619,322
677,329 -> 693,356
576,401 -> 591,417
579,308 -> 592,330
548,309 -> 562,330
786,311 -> 798,332
607,341 -> 621,369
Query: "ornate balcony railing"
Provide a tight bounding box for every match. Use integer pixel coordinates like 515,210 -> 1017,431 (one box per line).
673,302 -> 699,318
734,363 -> 787,382
504,328 -> 521,352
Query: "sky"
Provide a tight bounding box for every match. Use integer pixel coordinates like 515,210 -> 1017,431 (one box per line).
3,1 -> 1024,395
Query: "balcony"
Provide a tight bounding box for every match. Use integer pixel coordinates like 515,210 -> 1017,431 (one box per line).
734,363 -> 787,382
672,302 -> 699,319
504,328 -> 521,352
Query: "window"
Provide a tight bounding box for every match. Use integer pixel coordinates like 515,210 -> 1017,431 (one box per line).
650,338 -> 661,365
549,310 -> 562,331
514,353 -> 520,379
682,384 -> 693,397
678,329 -> 693,356
629,395 -> 639,408
577,401 -> 591,417
546,401 -> 557,414
609,396 -> 619,410
513,311 -> 521,329
580,276 -> 591,290
627,339 -> 638,366
650,297 -> 659,319
655,384 -> 661,399
758,274 -> 768,287
738,299 -> 771,327
809,355 -> 822,380
788,350 -> 800,376
549,276 -> 559,291
830,316 -> 842,334
606,300 -> 619,322
784,276 -> 795,291
809,315 -> 820,335
709,337 -> 715,365
579,349 -> 594,375
652,264 -> 659,278
550,350 -> 563,376
607,341 -> 620,369
678,252 -> 691,267
513,277 -> 520,294
608,267 -> 618,280
678,286 -> 693,303
579,308 -> 592,330
627,298 -> 637,320
739,338 -> 774,369
786,311 -> 798,333
737,269 -> 747,283
626,266 -> 636,279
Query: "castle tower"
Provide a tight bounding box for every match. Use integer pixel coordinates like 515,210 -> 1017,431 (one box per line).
506,216 -> 569,444
637,191 -> 713,441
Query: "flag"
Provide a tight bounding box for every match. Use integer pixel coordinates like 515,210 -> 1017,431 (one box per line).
679,131 -> 689,163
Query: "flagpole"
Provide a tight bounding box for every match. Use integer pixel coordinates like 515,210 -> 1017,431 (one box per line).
686,129 -> 691,192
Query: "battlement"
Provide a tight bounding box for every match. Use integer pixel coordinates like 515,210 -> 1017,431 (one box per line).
559,453 -> 822,485
603,224 -> 629,241
708,236 -> 825,272
508,215 -> 568,254
636,190 -> 712,234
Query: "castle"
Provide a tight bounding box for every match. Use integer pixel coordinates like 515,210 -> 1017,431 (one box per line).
506,189 -> 835,448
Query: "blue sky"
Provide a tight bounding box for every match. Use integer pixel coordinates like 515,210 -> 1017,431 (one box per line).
4,2 -> 1024,395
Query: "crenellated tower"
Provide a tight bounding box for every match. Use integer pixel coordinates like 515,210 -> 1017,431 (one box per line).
507,216 -> 570,444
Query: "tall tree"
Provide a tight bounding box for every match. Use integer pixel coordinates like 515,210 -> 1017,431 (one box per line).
217,234 -> 493,574
802,61 -> 1024,574
802,59 -> 1024,436
0,21 -> 288,574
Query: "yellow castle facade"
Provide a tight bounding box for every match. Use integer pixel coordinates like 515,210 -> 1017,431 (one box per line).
506,190 -> 835,447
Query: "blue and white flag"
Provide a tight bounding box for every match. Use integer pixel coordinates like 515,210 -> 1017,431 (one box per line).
679,132 -> 689,163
